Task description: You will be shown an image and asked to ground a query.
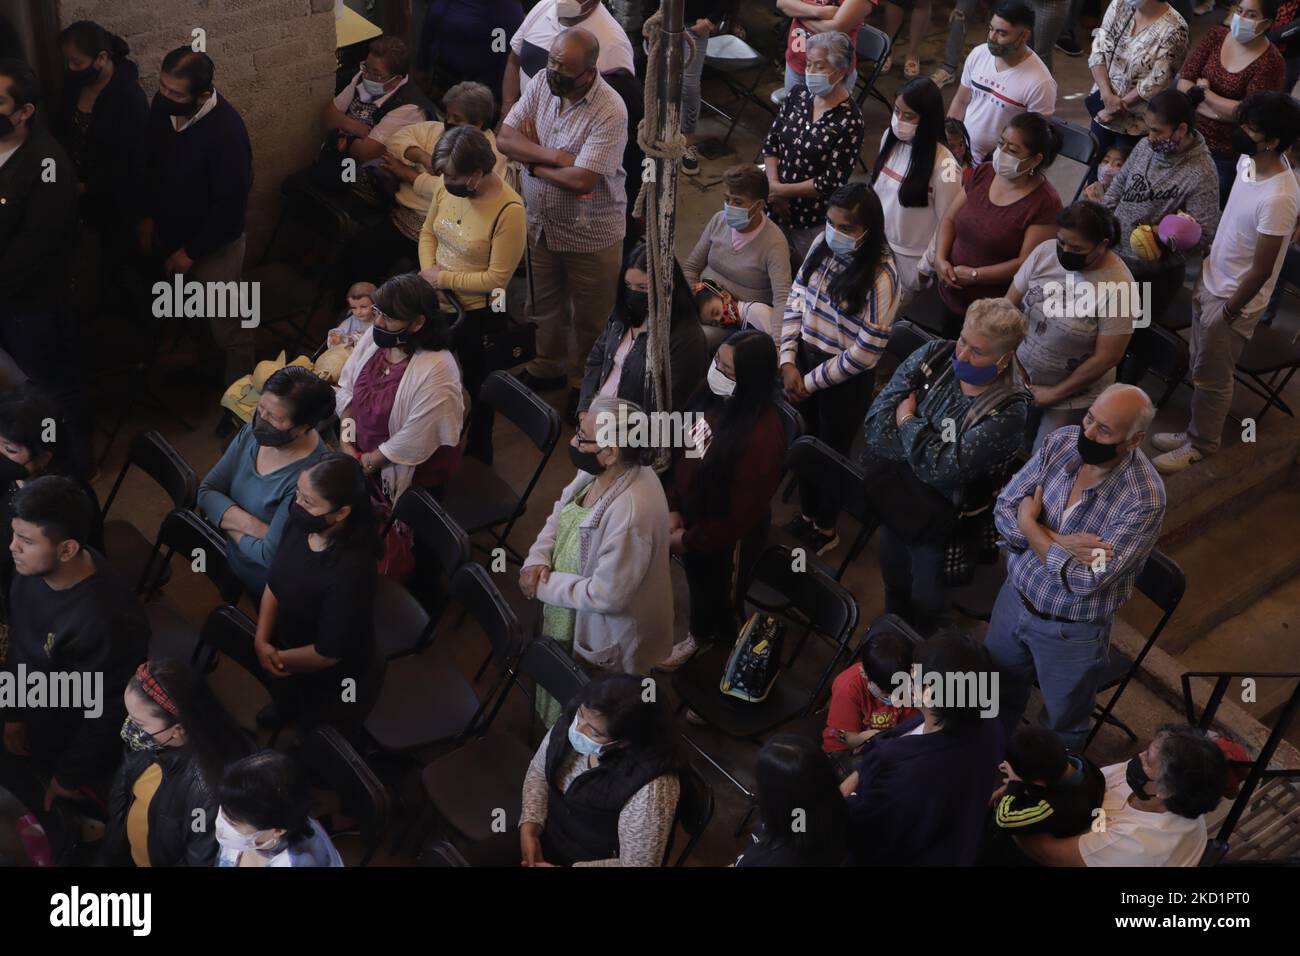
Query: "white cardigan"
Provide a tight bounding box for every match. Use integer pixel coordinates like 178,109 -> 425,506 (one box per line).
526,466 -> 674,676
335,327 -> 465,500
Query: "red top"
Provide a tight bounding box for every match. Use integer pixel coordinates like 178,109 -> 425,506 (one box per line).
1180,27 -> 1285,155
823,663 -> 919,753
784,0 -> 865,75
939,160 -> 1062,314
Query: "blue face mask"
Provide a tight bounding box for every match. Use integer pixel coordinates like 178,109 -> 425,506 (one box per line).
824,223 -> 861,257
567,715 -> 607,756
723,202 -> 753,229
952,356 -> 1002,385
805,72 -> 835,98
361,77 -> 388,99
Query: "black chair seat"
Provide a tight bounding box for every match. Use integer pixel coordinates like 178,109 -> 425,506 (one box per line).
1238,324 -> 1300,374
421,732 -> 531,842
1155,283 -> 1194,331
102,520 -> 158,593
672,644 -> 812,739
144,603 -> 202,662
441,457 -> 522,534
363,648 -> 480,751
373,575 -> 431,658
1096,650 -> 1134,690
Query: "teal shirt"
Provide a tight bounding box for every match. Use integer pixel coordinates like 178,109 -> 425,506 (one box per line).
197,425 -> 327,596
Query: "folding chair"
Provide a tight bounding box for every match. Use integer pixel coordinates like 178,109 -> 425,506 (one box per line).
389,486 -> 471,632
1084,551 -> 1185,752
1233,323 -> 1300,422
900,284 -> 953,339
851,25 -> 893,115
193,605 -> 277,735
774,395 -> 806,503
701,31 -> 776,152
101,430 -> 198,594
1119,324 -> 1189,410
1048,119 -> 1101,202
778,435 -> 878,581
440,371 -> 561,565
299,724 -> 392,866
663,761 -> 715,867
886,318 -> 938,363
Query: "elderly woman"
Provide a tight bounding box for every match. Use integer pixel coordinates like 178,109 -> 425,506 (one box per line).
336,273 -> 465,503
762,31 -> 866,264
416,125 -> 525,463
683,164 -> 792,335
1086,0 -> 1188,165
861,298 -> 1030,635
1008,202 -> 1136,449
934,111 -> 1064,337
198,366 -> 334,596
520,396 -> 673,687
519,674 -> 683,868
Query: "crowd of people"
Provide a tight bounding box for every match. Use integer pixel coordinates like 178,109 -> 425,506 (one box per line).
0,0 -> 1289,867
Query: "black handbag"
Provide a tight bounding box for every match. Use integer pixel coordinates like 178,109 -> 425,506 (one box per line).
448,200 -> 537,372
861,458 -> 959,547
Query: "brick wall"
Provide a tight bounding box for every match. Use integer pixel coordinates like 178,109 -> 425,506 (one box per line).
57,0 -> 339,261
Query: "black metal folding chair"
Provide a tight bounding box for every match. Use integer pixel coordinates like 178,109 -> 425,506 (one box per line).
1049,119 -> 1101,201
299,724 -> 392,866
1233,323 -> 1300,422
701,31 -> 777,151
776,435 -> 878,581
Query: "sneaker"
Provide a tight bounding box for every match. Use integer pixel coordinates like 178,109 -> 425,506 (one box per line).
783,514 -> 816,541
681,145 -> 700,176
1055,35 -> 1083,57
1152,442 -> 1204,475
1150,430 -> 1190,453
929,67 -> 956,89
1193,0 -> 1214,13
809,526 -> 840,556
656,635 -> 699,672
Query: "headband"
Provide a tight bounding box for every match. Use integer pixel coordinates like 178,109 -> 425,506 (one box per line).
134,662 -> 179,717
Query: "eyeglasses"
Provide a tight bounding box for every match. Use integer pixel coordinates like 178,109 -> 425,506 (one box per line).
359,63 -> 396,83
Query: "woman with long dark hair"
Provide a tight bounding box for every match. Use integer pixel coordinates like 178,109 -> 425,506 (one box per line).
253,453 -> 381,731
519,674 -> 685,867
103,660 -> 252,867
735,734 -> 848,867
657,331 -> 785,672
780,182 -> 898,556
871,78 -> 961,307
215,750 -> 342,867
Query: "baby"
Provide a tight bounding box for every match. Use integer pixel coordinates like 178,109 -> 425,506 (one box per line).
328,281 -> 377,349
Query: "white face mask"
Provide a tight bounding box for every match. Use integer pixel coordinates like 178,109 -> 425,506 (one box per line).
567,714 -> 607,756
215,808 -> 277,854
555,0 -> 585,18
891,114 -> 918,143
993,145 -> 1030,180
1231,14 -> 1264,43
707,358 -> 736,397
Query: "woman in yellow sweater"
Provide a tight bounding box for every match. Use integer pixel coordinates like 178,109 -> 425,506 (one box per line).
418,124 -> 526,462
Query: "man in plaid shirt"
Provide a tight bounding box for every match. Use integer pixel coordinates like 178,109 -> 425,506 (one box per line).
986,384 -> 1165,750
499,28 -> 628,412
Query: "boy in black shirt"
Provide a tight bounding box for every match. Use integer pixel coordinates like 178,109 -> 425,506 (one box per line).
0,476 -> 148,856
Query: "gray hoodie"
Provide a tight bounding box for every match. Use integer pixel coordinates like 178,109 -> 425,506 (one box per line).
1103,130 -> 1221,256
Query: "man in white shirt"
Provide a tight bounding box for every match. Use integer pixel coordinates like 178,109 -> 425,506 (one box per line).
1015,725 -> 1227,867
947,1 -> 1057,164
501,0 -> 636,120
321,35 -> 434,165
1152,92 -> 1300,475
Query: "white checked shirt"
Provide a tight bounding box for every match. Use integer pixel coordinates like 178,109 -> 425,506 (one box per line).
504,70 -> 628,254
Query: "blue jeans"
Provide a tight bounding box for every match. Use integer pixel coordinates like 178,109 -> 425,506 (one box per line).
1210,149 -> 1238,210
879,524 -> 949,636
983,580 -> 1112,751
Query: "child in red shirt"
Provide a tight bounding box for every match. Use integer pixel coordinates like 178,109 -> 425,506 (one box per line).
823,629 -> 918,775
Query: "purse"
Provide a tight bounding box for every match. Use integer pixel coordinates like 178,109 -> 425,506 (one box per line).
370,478 -> 415,583
720,613 -> 786,704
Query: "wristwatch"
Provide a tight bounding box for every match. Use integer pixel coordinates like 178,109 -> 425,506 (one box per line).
970,268 -> 979,281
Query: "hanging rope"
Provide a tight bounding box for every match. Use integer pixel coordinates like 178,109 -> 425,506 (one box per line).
634,8 -> 694,470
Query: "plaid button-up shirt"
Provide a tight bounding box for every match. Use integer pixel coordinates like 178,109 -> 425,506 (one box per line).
504,70 -> 628,254
995,426 -> 1166,623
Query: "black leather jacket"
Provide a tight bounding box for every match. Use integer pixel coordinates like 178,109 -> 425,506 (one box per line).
103,747 -> 220,867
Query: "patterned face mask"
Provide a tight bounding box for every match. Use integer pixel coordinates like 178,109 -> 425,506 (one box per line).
121,717 -> 162,752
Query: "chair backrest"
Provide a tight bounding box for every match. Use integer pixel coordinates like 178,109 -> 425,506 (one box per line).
786,435 -> 871,527
142,508 -> 244,604
886,319 -> 938,363
198,605 -> 275,694
480,371 -> 562,455
392,487 -> 471,573
299,724 -> 391,864
518,635 -> 590,706
103,430 -> 198,517
1135,550 -> 1186,616
450,563 -> 524,674
855,24 -> 891,65
772,396 -> 806,451
1048,119 -> 1100,202
664,760 -> 715,867
746,545 -> 859,655
859,613 -> 926,656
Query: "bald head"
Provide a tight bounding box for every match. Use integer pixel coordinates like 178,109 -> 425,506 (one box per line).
554,27 -> 600,73
1085,383 -> 1155,458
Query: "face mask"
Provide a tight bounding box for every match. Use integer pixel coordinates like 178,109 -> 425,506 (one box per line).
567,714 -> 607,756
1232,127 -> 1261,157
569,442 -> 606,475
444,177 -> 478,199
547,68 -> 585,97
866,679 -> 894,705
1056,242 -> 1091,273
360,77 -> 388,99
1149,134 -> 1180,157
951,356 -> 1002,385
251,413 -> 299,448
993,146 -> 1030,180
1098,164 -> 1119,185
624,289 -> 649,326
372,325 -> 413,349
723,202 -> 753,229
67,64 -> 101,85
824,223 -> 861,257
891,114 -> 918,142
1231,14 -> 1263,43
0,455 -> 28,484
289,501 -> 333,534
707,359 -> 736,398
1124,0 -> 1141,8
555,0 -> 585,17
805,72 -> 835,98
1126,755 -> 1155,800
1077,427 -> 1123,465
120,717 -> 162,752
153,93 -> 196,117
214,808 -> 276,853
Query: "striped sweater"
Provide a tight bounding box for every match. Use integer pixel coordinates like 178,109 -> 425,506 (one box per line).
780,238 -> 899,393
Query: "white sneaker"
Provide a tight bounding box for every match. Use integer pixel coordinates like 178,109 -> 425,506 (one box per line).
930,67 -> 956,89
655,635 -> 699,672
681,145 -> 700,176
1152,442 -> 1204,475
1150,431 -> 1189,453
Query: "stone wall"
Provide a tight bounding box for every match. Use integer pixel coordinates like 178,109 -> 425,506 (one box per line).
57,0 -> 340,261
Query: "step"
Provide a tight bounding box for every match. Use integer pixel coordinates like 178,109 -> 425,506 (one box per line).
1121,486 -> 1300,656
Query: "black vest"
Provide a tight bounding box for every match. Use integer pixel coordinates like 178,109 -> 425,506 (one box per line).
364,79 -> 437,126
542,712 -> 665,866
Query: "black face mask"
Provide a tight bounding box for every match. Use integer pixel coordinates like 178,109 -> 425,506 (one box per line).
68,64 -> 101,85
624,289 -> 648,327
251,413 -> 299,448
569,442 -> 606,475
444,179 -> 477,199
289,500 -> 333,534
547,68 -> 587,97
1232,127 -> 1261,157
0,455 -> 28,484
1056,243 -> 1090,273
1077,427 -> 1122,465
372,326 -> 412,349
1126,755 -> 1155,800
153,93 -> 197,117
